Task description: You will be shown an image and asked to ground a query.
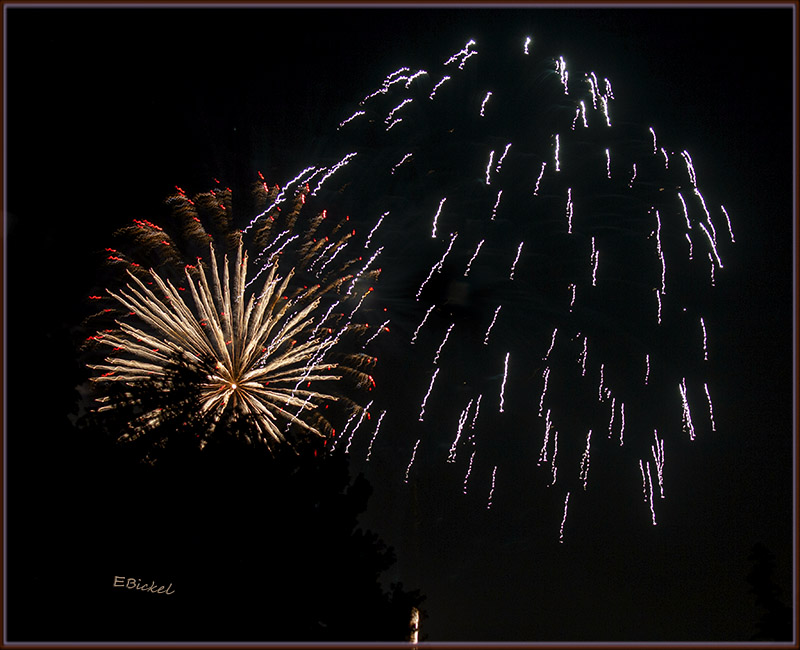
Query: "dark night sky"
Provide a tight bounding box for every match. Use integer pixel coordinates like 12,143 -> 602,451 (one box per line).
4,3 -> 796,644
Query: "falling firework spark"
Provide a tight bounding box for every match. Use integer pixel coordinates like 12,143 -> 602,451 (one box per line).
411,304 -> 436,344
463,449 -> 476,494
704,382 -> 717,432
365,410 -> 387,461
448,399 -> 473,463
509,242 -> 524,280
499,352 -> 510,413
404,438 -> 421,483
483,306 -> 502,345
487,466 -> 497,509
465,239 -> 485,276
651,430 -> 665,498
559,492 -> 570,543
418,368 -> 440,422
433,323 -> 455,365
579,429 -> 593,490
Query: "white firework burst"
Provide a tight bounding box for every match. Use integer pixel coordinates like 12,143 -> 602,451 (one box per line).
85,183 -> 377,455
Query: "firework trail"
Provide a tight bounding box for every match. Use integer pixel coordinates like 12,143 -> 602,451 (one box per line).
83,182 -> 380,461
299,33 -> 737,537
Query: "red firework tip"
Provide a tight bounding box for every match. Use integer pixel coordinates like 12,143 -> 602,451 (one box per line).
175,185 -> 185,194
133,218 -> 163,231
257,171 -> 264,180
346,215 -> 350,220
352,229 -> 356,236
214,178 -> 221,184
384,327 -> 390,332
105,248 -> 117,253
162,240 -> 171,246
178,287 -> 185,291
370,376 -> 376,386
314,450 -> 318,457
88,295 -> 102,300
300,194 -> 306,204
274,184 -> 280,190
367,412 -> 371,420
307,382 -> 311,388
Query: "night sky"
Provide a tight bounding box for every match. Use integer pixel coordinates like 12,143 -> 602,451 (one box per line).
4,4 -> 796,645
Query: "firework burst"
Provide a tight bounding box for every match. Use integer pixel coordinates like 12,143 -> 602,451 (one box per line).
291,34 -> 737,536
84,182 -> 380,458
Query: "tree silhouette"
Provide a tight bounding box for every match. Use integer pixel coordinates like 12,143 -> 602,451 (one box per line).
747,542 -> 793,642
9,348 -> 424,643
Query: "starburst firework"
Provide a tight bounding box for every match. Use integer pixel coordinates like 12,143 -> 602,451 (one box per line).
85,182 -> 379,456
